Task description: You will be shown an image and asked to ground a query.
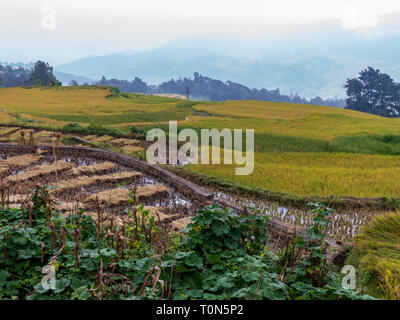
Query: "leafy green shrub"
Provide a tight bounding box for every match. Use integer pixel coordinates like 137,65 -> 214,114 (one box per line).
0,188 -> 372,300
61,122 -> 85,132
85,123 -> 124,137
60,122 -> 124,138
0,185 -> 162,300
277,203 -> 368,299
163,205 -> 286,300
129,125 -> 147,139
108,86 -> 120,97
162,203 -> 372,300
184,205 -> 269,256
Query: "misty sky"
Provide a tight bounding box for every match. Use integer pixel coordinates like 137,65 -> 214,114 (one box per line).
1,0 -> 400,64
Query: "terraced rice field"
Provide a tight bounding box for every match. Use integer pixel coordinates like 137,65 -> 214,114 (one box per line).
0,147 -> 194,233
2,144 -> 375,240
3,87 -> 400,199
0,126 -> 393,241
0,126 -> 145,157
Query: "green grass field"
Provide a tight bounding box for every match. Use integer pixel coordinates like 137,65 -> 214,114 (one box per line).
2,86 -> 400,199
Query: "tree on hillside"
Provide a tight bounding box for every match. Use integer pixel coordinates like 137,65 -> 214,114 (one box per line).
131,77 -> 147,93
99,76 -> 107,86
95,76 -> 148,93
345,67 -> 400,117
68,80 -> 79,86
183,77 -> 193,100
29,61 -> 61,86
0,65 -> 30,87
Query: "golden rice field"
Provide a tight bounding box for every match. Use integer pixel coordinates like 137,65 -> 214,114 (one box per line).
1,86 -> 400,138
0,86 -> 189,125
187,100 -> 400,140
0,109 -> 13,122
186,152 -> 400,198
2,86 -> 400,199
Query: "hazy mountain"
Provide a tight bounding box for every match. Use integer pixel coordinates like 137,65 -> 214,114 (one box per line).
53,71 -> 94,86
0,62 -> 94,86
55,21 -> 400,98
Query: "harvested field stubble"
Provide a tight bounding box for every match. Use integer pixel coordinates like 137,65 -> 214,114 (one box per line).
0,166 -> 9,177
137,206 -> 180,224
4,194 -> 29,204
0,154 -> 44,168
171,217 -> 192,231
3,161 -> 73,184
0,127 -> 19,136
90,135 -> 115,143
84,184 -> 169,207
111,138 -> 141,147
0,145 -> 200,236
55,201 -> 84,213
70,161 -> 117,175
122,145 -> 144,154
53,171 -> 141,193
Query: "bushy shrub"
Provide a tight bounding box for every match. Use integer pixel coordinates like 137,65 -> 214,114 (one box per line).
0,188 -> 372,300
108,86 -> 120,97
165,203 -> 372,300
61,122 -> 124,138
129,125 -> 147,139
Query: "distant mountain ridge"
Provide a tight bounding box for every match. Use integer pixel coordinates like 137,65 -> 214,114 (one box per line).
55,25 -> 400,98
0,61 -> 344,107
53,71 -> 93,86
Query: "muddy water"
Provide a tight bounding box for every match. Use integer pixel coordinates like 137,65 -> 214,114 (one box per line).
212,191 -> 385,240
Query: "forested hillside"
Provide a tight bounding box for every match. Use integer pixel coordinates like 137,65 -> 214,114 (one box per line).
96,72 -> 345,107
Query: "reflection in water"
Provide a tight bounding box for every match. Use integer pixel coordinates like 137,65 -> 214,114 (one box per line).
213,191 -> 386,240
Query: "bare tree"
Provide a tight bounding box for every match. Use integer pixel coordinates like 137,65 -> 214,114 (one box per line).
183,77 -> 193,100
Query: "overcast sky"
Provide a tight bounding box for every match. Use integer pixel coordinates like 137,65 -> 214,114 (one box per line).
1,0 -> 400,64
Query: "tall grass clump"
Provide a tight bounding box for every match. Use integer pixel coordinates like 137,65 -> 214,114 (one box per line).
347,212 -> 400,299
